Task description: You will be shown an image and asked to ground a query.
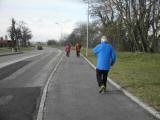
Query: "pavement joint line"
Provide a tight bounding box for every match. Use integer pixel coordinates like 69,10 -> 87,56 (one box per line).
36,49 -> 64,120
81,54 -> 160,120
0,53 -> 43,69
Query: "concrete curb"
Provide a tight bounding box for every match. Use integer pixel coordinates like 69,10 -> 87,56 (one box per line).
81,54 -> 160,120
0,52 -> 24,57
36,50 -> 64,120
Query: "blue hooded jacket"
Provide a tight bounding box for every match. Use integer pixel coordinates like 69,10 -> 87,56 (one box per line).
93,42 -> 116,70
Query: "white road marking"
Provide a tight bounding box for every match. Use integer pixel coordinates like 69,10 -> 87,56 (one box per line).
0,53 -> 42,69
36,50 -> 64,120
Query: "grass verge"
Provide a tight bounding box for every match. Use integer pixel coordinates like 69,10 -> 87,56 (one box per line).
0,47 -> 35,54
20,47 -> 35,51
0,48 -> 12,53
82,48 -> 160,111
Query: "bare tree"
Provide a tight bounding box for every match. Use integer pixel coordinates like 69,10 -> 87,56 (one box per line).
8,18 -> 33,50
84,0 -> 160,52
21,26 -> 32,47
66,22 -> 101,47
8,18 -> 17,50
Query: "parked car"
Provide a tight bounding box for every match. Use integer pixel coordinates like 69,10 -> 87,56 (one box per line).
37,45 -> 43,50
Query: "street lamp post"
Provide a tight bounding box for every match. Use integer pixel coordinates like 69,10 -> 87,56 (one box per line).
55,22 -> 62,41
86,0 -> 89,56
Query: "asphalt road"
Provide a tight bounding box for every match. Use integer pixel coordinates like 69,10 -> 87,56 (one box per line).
0,47 -> 62,120
44,51 -> 156,120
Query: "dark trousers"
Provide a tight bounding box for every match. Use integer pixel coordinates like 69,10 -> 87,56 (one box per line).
76,51 -> 80,57
96,69 -> 109,87
66,51 -> 70,57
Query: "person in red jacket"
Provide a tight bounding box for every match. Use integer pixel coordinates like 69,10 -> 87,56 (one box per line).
65,43 -> 71,57
75,42 -> 81,57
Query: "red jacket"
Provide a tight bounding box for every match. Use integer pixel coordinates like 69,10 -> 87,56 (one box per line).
76,43 -> 81,52
65,44 -> 71,52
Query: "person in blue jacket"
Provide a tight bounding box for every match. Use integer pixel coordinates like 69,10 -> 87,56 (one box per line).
93,35 -> 116,93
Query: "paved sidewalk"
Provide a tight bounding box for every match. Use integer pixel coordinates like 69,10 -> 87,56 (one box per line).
44,52 -> 156,120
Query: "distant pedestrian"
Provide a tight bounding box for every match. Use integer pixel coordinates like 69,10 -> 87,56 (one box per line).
93,36 -> 116,93
65,43 -> 71,57
75,42 -> 81,57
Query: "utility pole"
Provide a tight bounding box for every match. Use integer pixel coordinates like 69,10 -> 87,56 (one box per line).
55,22 -> 62,41
86,0 -> 89,56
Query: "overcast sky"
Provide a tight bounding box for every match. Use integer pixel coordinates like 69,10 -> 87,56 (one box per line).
0,0 -> 87,42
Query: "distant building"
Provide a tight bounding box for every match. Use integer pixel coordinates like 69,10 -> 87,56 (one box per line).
0,39 -> 13,47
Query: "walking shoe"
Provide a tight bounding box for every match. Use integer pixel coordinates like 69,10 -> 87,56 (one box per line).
99,85 -> 105,93
104,86 -> 107,93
